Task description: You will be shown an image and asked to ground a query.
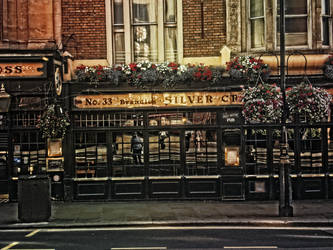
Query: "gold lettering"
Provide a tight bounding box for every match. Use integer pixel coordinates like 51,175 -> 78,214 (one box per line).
164,96 -> 172,105
231,95 -> 238,103
206,95 -> 213,103
187,96 -> 195,104
222,95 -> 229,102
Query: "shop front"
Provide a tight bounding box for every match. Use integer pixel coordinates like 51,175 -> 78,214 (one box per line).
62,83 -> 333,201
0,50 -> 64,201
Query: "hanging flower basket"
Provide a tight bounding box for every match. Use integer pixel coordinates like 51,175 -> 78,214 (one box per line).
323,54 -> 333,80
286,82 -> 332,123
36,104 -> 70,139
241,82 -> 283,123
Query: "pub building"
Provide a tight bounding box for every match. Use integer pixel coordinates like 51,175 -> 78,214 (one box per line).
1,53 -> 333,202
1,0 -> 333,202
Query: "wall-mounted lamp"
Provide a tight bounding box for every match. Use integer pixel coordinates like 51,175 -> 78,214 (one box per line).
0,84 -> 11,112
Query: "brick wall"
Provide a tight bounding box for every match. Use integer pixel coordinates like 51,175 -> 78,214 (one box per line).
183,0 -> 226,57
62,0 -> 107,59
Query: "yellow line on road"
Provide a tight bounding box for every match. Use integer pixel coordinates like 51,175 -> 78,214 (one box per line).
25,229 -> 41,238
1,242 -> 19,250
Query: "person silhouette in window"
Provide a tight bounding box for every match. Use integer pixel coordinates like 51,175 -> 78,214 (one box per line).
131,132 -> 143,164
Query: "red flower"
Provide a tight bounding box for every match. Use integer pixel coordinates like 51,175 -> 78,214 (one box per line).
129,63 -> 137,71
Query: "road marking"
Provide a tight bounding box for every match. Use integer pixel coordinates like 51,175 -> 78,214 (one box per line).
224,247 -> 277,249
111,248 -> 167,250
1,242 -> 19,250
25,229 -> 41,238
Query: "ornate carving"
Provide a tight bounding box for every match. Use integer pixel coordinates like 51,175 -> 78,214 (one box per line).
226,0 -> 241,52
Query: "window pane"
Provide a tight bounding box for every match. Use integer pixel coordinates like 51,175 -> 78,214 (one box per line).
300,128 -> 323,174
250,0 -> 264,18
245,129 -> 268,175
185,130 -> 218,175
148,130 -> 181,176
112,132 -> 145,177
286,17 -> 307,33
114,32 -> 125,64
277,0 -> 307,15
133,0 -> 157,23
165,0 -> 176,22
164,27 -> 177,62
277,17 -> 308,33
323,17 -> 330,45
114,0 -> 123,25
251,18 -> 264,48
134,25 -> 158,62
322,0 -> 330,15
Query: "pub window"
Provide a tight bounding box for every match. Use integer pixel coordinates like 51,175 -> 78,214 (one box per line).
245,129 -> 268,175
148,112 -> 216,126
277,0 -> 309,47
249,0 -> 265,49
74,132 -> 107,178
110,0 -> 180,64
0,114 -> 8,128
185,129 -> 218,176
11,111 -> 42,128
272,128 -> 295,174
322,0 -> 331,46
299,128 -> 323,174
112,131 -> 145,177
12,132 -> 46,176
73,112 -> 144,128
148,130 -> 181,176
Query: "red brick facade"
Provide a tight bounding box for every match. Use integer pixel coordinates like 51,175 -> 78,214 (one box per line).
183,0 -> 226,57
61,0 -> 226,60
62,0 -> 107,59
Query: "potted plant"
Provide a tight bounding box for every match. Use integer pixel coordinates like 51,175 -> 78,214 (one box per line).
241,82 -> 283,123
36,104 -> 70,139
226,56 -> 270,81
286,82 -> 331,124
75,62 -> 226,88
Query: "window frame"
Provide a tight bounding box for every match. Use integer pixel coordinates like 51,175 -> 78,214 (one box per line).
248,0 -> 266,51
246,0 -> 331,51
276,0 -> 311,49
321,0 -> 332,47
106,0 -> 183,65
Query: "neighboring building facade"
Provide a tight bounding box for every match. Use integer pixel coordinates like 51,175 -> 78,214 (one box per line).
0,0 -> 333,201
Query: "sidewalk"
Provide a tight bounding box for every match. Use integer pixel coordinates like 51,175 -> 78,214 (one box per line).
1,199 -> 333,229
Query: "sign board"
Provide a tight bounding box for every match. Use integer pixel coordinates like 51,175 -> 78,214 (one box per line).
74,91 -> 242,109
221,110 -> 242,124
0,62 -> 46,78
46,157 -> 64,172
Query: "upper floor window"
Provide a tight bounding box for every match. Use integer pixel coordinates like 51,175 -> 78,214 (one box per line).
111,0 -> 179,65
322,0 -> 331,46
249,0 -> 265,49
248,0 -> 333,50
277,0 -> 309,47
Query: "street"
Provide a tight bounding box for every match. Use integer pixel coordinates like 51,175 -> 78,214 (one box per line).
1,226 -> 333,250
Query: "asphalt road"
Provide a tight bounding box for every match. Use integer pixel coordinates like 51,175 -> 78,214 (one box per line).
1,226 -> 333,250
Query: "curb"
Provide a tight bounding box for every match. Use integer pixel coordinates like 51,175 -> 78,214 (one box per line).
1,219 -> 333,229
